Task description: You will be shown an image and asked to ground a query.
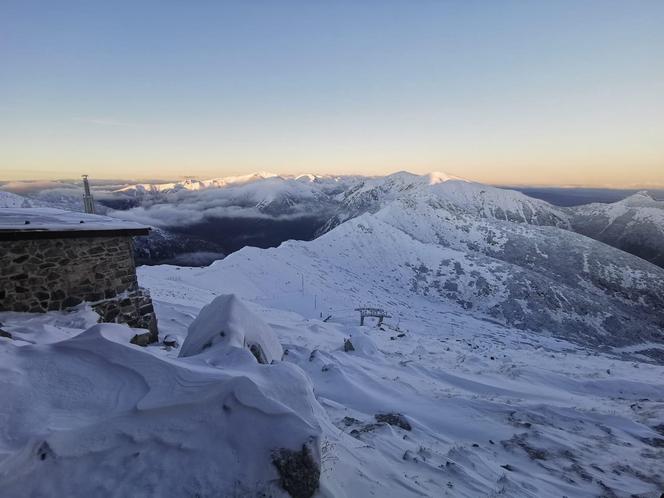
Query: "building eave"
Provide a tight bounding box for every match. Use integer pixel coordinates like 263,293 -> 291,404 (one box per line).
0,228 -> 151,241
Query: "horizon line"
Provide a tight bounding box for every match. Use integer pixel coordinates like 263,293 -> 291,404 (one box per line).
2,172 -> 664,191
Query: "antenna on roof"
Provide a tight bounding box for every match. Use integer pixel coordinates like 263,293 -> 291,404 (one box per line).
82,174 -> 96,214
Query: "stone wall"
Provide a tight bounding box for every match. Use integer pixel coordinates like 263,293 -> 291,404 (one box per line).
0,235 -> 158,342
92,288 -> 158,343
1,236 -> 139,312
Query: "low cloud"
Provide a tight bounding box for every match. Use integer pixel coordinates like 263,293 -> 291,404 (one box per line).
111,200 -> 322,228
108,179 -> 334,228
1,181 -> 75,195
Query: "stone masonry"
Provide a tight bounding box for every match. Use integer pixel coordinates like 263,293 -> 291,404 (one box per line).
0,235 -> 158,341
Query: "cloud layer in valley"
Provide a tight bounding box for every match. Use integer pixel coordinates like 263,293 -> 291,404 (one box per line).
109,178 -> 338,228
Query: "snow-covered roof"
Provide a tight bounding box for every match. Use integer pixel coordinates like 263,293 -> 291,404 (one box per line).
0,207 -> 150,239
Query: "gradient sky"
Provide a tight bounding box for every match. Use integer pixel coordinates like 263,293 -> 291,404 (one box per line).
1,1 -> 663,186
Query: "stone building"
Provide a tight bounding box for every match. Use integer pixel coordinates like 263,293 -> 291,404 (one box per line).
0,208 -> 158,342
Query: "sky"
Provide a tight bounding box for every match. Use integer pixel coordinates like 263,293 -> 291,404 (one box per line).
1,0 -> 663,187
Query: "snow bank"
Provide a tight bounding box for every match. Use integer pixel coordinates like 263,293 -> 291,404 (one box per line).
179,294 -> 283,363
0,322 -> 322,497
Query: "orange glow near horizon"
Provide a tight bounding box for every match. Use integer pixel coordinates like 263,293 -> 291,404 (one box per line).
1,2 -> 663,188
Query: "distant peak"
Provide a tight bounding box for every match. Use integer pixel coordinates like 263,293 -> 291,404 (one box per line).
424,172 -> 459,185
385,170 -> 419,179
623,190 -> 655,202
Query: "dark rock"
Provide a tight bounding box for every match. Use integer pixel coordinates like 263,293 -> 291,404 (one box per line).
349,423 -> 381,438
249,344 -> 266,364
272,444 -> 320,498
103,307 -> 120,322
375,413 -> 412,431
62,296 -> 83,308
343,338 -> 355,352
342,416 -> 360,427
36,441 -> 54,461
147,312 -> 159,343
51,289 -> 66,301
640,437 -> 664,448
0,329 -> 12,339
139,303 -> 154,315
163,335 -> 179,348
130,332 -> 152,347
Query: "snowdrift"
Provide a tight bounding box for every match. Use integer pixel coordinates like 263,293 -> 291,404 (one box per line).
0,323 -> 320,497
179,294 -> 283,363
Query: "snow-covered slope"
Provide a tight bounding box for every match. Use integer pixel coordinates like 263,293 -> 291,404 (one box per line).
569,191 -> 664,268
374,198 -> 664,349
2,184 -> 664,496
0,191 -> 46,208
132,196 -> 664,496
322,172 -> 570,233
0,187 -> 88,212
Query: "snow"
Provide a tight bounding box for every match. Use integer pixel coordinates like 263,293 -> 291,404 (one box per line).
0,207 -> 150,232
1,176 -> 664,497
572,190 -> 664,226
114,171 -> 336,194
0,191 -> 45,208
135,251 -> 664,497
0,320 -> 325,497
179,294 -> 283,363
132,196 -> 663,496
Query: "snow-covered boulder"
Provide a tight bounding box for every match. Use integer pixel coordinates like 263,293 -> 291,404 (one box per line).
179,294 -> 283,363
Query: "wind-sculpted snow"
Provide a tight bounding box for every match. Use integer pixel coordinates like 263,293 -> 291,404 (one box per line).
0,323 -> 325,497
569,191 -> 664,268
180,294 -> 283,363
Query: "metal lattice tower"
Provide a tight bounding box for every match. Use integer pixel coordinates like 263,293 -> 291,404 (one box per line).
82,175 -> 95,214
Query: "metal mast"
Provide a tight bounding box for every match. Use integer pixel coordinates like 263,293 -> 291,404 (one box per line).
82,174 -> 96,214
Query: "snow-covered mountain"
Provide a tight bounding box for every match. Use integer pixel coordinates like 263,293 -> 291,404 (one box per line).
3,173 -> 664,497
568,191 -> 664,268
116,171 -> 282,194
5,173 -> 664,271
115,172 -> 353,198
158,193 -> 663,356
110,174 -> 354,226
0,187 -> 89,212
128,188 -> 664,495
372,197 -> 664,350
0,191 -> 48,208
321,172 -> 570,233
